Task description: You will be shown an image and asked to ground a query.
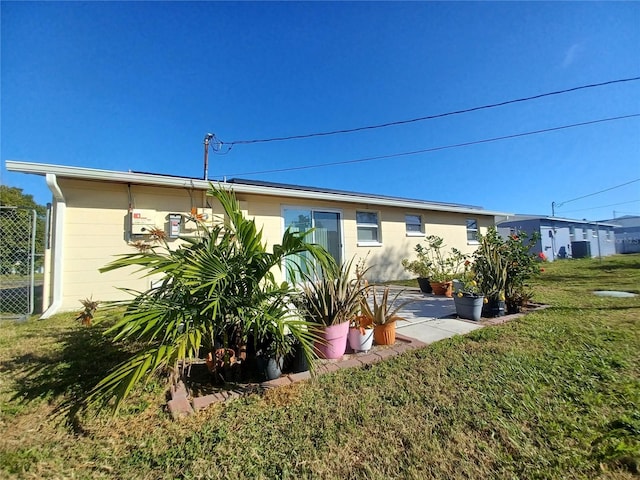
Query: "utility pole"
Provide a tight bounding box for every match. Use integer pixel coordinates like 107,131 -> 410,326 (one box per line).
203,133 -> 214,180
551,201 -> 555,217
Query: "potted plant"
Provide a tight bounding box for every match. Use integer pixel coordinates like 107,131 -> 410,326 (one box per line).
473,230 -> 508,317
256,332 -> 295,380
76,297 -> 99,326
361,285 -> 411,345
347,259 -> 375,352
348,314 -> 374,352
452,272 -> 484,322
250,294 -> 311,380
294,257 -> 365,359
401,257 -> 432,293
205,347 -> 238,383
503,231 -> 542,314
403,235 -> 466,297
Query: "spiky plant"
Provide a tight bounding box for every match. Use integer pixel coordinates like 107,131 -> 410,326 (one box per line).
360,285 -> 412,326
294,256 -> 367,327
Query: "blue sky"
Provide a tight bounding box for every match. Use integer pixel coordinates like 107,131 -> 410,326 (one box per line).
2,1 -> 639,220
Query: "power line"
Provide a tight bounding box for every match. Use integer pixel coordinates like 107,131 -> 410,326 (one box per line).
221,76 -> 640,146
217,113 -> 640,178
555,178 -> 640,208
613,210 -> 640,217
557,199 -> 640,214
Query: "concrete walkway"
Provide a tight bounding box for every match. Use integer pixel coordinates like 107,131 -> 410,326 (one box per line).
389,287 -> 484,344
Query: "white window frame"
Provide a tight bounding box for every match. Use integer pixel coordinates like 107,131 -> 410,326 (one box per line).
582,229 -> 588,240
405,214 -> 423,237
569,226 -> 575,239
466,218 -> 479,244
356,210 -> 382,246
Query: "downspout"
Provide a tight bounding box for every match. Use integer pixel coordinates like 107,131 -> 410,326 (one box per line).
41,173 -> 65,319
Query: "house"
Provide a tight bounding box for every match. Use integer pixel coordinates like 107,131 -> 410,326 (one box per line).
598,215 -> 640,254
6,160 -> 510,318
496,215 -> 617,261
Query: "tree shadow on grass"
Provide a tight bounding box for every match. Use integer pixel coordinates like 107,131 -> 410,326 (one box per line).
546,305 -> 640,314
586,258 -> 640,271
536,273 -> 599,283
1,323 -> 137,425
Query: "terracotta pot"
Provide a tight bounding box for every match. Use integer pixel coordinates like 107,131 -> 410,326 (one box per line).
205,348 -> 237,372
373,321 -> 396,345
314,320 -> 350,359
430,280 -> 453,297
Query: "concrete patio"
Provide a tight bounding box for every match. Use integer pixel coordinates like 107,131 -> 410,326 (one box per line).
387,287 -> 485,344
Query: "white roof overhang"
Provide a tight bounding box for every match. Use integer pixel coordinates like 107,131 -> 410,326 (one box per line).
6,160 -> 511,217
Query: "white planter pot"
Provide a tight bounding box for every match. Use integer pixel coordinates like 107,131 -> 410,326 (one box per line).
348,327 -> 374,353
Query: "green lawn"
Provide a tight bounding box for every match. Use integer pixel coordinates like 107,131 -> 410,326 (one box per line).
1,255 -> 638,479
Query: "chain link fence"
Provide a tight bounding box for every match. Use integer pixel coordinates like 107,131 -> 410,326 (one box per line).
0,207 -> 37,320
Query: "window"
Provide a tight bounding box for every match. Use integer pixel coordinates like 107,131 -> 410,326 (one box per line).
466,219 -> 479,242
405,214 -> 422,235
592,228 -> 598,238
582,229 -> 588,240
606,230 -> 613,241
569,226 -> 575,238
356,211 -> 380,244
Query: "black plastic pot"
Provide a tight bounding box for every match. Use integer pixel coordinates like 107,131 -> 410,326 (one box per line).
482,299 -> 506,318
291,342 -> 309,373
417,277 -> 432,293
257,355 -> 284,381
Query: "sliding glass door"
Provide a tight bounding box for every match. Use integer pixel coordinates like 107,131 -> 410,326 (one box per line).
283,207 -> 342,282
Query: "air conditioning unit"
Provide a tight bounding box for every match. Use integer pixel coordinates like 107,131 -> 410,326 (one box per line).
130,209 -> 156,235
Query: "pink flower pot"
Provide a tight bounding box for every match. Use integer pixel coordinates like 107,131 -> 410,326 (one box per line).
314,320 -> 350,359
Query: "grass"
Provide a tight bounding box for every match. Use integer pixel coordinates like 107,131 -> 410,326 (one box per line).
1,255 -> 639,479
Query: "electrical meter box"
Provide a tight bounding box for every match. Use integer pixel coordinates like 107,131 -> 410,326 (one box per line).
168,213 -> 182,238
130,209 -> 156,235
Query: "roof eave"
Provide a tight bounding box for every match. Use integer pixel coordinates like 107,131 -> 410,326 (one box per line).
5,160 -> 512,217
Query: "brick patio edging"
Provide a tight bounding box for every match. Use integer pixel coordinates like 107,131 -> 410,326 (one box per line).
167,333 -> 427,419
167,303 -> 549,419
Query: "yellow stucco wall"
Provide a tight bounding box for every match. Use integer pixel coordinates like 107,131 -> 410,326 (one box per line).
57,179 -> 213,309
53,178 -> 495,311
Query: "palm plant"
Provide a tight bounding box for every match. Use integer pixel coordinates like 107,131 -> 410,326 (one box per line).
85,184 -> 332,413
